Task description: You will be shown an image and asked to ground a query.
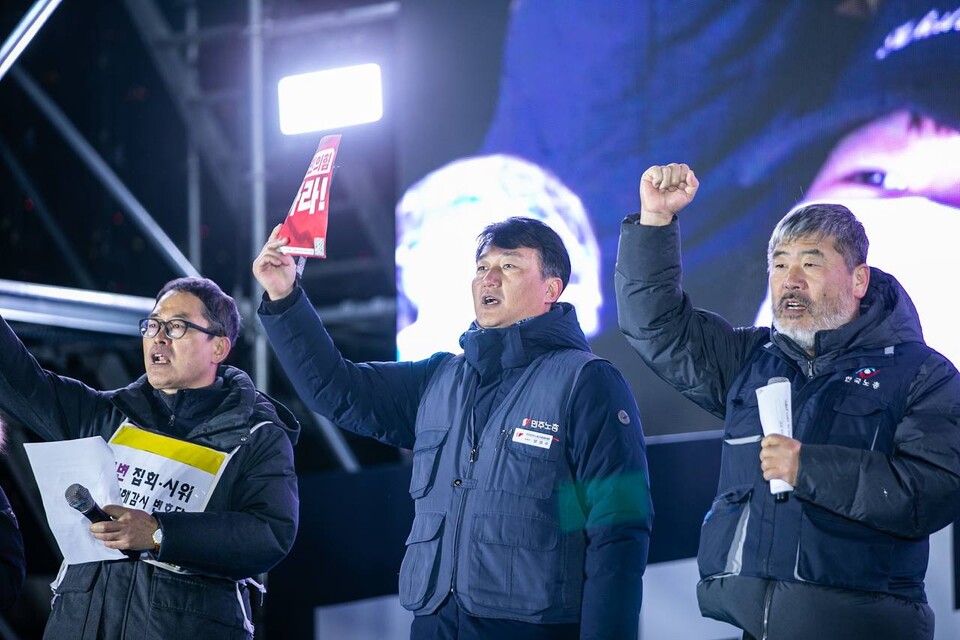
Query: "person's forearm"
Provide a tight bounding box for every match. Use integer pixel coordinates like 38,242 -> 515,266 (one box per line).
0,314 -> 95,441
616,219 -> 750,418
580,530 -> 648,639
796,443 -> 960,538
259,290 -> 426,448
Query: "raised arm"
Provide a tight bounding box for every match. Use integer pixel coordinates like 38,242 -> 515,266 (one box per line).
0,314 -> 108,441
615,163 -> 765,418
253,230 -> 447,450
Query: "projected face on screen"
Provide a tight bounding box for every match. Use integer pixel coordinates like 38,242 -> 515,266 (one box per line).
394,0 -> 958,434
395,154 -> 601,360
755,110 -> 960,365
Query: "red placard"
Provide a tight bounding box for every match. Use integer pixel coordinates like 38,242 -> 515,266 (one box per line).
278,134 -> 341,258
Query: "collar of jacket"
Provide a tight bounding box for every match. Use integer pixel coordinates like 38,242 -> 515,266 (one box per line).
459,302 -> 591,378
107,365 -> 300,448
772,267 -> 925,366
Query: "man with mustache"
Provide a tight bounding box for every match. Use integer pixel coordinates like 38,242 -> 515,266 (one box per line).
615,163 -> 960,639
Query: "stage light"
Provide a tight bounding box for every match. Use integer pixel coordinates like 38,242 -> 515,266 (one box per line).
278,63 -> 382,135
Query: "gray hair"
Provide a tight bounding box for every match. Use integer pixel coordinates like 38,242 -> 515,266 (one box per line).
767,203 -> 868,271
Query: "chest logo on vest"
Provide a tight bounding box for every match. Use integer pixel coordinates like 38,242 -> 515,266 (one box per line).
521,417 -> 560,433
845,367 -> 880,390
512,428 -> 555,450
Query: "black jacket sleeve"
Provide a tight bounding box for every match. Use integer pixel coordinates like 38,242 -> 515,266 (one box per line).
615,216 -> 767,418
564,361 -> 653,640
0,314 -> 110,441
153,423 -> 299,579
258,288 -> 447,450
0,484 -> 25,611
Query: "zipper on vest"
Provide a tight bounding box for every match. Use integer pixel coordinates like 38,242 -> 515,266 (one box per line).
448,455 -> 480,592
761,579 -> 776,640
806,359 -> 814,379
467,408 -> 479,462
451,405 -> 481,593
495,427 -> 508,451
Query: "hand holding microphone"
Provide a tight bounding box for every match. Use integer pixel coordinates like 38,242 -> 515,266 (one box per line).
65,484 -> 156,556
756,377 -> 799,502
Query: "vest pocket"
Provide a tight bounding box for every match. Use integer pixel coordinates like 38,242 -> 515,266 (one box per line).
399,511 -> 445,610
468,512 -> 560,613
488,434 -> 560,500
796,504 -> 893,591
697,484 -> 753,578
830,393 -> 891,452
408,428 -> 449,499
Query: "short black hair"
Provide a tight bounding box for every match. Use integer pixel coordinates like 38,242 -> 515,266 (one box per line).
155,277 -> 241,344
476,217 -> 571,289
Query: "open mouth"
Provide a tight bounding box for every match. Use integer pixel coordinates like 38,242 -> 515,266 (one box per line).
779,295 -> 810,314
150,352 -> 170,364
481,295 -> 500,306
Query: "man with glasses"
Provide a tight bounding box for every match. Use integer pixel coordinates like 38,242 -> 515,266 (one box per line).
0,276 -> 299,640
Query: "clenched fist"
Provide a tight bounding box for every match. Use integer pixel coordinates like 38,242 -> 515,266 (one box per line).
639,163 -> 699,226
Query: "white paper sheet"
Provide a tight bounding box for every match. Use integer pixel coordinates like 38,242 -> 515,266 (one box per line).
24,437 -> 126,564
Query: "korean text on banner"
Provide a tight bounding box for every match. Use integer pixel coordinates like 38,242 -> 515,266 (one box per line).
278,133 -> 342,258
109,423 -> 229,516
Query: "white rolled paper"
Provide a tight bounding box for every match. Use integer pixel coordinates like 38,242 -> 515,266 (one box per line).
756,379 -> 794,496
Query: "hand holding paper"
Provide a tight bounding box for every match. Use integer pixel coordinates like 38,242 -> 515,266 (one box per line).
756,378 -> 795,500
253,224 -> 297,301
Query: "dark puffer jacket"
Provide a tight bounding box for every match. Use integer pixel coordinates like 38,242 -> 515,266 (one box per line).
616,218 -> 960,602
0,315 -> 299,640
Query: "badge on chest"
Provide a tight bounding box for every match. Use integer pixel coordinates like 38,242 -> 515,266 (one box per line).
512,427 -> 554,450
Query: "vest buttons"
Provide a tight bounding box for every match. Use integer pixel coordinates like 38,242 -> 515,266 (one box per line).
453,478 -> 462,487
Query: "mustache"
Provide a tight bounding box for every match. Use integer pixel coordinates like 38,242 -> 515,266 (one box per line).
776,292 -> 813,310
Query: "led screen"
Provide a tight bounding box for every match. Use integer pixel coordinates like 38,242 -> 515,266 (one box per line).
395,1 -> 960,436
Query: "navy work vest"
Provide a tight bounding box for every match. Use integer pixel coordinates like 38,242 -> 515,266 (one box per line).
399,348 -> 599,622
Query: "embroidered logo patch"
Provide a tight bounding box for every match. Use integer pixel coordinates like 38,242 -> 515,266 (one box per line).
844,367 -> 881,389
617,410 -> 631,425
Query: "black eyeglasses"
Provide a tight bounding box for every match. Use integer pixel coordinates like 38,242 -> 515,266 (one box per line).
139,318 -> 223,340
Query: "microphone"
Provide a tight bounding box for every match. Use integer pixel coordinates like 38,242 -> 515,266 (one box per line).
756,376 -> 794,503
65,483 -> 112,523
65,484 -> 139,559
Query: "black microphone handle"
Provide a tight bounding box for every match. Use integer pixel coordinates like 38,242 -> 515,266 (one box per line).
80,504 -> 113,524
